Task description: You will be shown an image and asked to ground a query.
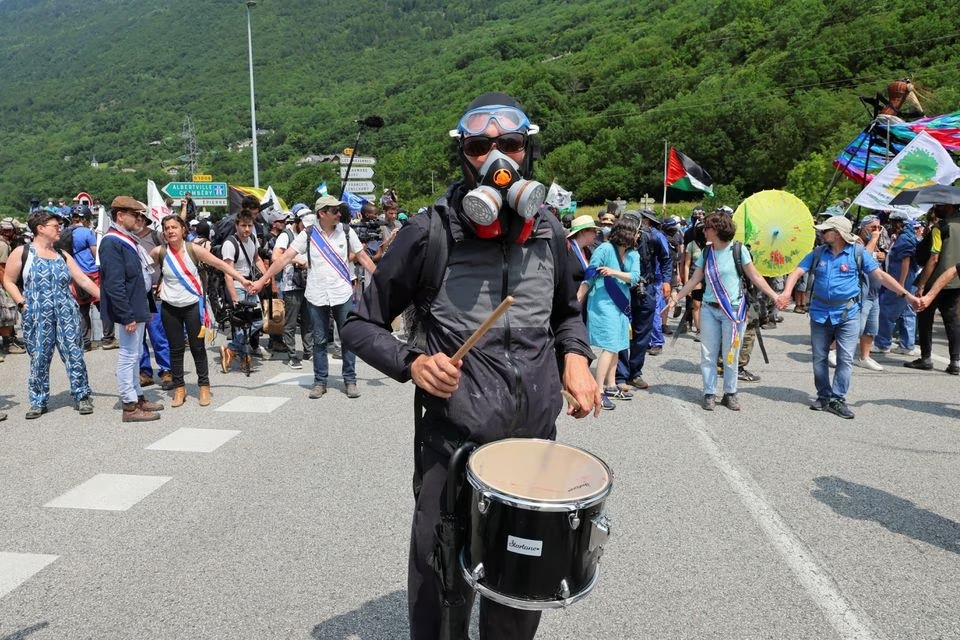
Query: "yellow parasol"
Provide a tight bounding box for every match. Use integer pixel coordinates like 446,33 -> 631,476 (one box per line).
733,190 -> 815,277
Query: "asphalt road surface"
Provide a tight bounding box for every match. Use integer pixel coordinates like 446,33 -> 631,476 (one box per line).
1,310 -> 958,639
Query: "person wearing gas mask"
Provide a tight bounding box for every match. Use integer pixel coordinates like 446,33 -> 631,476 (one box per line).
340,93 -> 599,640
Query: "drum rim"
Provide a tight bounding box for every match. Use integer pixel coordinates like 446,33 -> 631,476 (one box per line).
466,438 -> 613,509
460,549 -> 602,610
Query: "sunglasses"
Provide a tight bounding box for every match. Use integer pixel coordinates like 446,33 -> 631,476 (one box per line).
461,133 -> 526,157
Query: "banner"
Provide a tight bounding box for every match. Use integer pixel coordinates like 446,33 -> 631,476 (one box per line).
545,182 -> 573,210
852,131 -> 960,218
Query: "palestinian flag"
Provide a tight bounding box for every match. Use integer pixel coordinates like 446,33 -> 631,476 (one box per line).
666,147 -> 714,196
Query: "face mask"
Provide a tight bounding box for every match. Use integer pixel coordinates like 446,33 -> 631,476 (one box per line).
461,149 -> 546,234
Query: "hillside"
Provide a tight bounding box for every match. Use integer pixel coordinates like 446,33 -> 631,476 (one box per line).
0,0 -> 958,217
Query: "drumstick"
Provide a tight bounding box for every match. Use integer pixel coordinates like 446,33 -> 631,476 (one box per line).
449,295 -> 515,364
561,389 -> 581,411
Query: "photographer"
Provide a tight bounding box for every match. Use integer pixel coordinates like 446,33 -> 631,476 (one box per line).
354,202 -> 392,263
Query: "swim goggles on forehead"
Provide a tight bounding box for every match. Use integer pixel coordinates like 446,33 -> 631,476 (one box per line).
448,105 -> 540,138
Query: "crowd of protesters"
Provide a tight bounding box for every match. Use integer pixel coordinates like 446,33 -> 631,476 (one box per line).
0,186 -> 956,423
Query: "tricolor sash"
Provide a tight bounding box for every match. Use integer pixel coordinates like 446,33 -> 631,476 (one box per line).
164,244 -> 211,338
104,228 -> 139,255
704,244 -> 747,364
309,225 -> 352,286
569,240 -> 597,280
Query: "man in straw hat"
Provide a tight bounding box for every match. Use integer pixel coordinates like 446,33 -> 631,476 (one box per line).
779,216 -> 920,420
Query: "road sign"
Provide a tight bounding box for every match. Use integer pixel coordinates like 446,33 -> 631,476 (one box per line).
192,174 -> 212,182
179,198 -> 227,207
343,180 -> 375,193
162,182 -> 228,199
339,156 -> 376,166
340,166 -> 375,180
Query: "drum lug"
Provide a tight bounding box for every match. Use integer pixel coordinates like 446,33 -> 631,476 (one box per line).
471,562 -> 486,582
589,514 -> 611,552
558,578 -> 570,601
477,493 -> 491,515
568,511 -> 580,530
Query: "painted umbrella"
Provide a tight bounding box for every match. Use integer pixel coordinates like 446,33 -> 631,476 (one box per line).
733,190 -> 816,277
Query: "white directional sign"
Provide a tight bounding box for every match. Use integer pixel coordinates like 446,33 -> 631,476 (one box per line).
339,156 -> 376,166
344,180 -> 376,193
340,166 -> 375,179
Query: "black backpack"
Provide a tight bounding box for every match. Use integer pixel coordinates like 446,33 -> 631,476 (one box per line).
54,224 -> 77,257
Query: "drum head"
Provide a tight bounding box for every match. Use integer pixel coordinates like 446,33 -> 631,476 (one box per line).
468,439 -> 611,504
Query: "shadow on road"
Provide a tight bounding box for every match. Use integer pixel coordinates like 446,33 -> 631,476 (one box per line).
861,398 -> 960,420
1,622 -> 49,640
310,590 -> 408,639
811,476 -> 960,555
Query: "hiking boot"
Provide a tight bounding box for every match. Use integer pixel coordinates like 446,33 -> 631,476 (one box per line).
122,401 -> 160,423
345,382 -> 360,398
720,393 -> 741,411
83,342 -> 97,352
826,399 -> 855,419
600,395 -> 615,411
647,346 -> 663,356
626,376 -> 649,390
138,395 -> 164,412
309,384 -> 327,399
604,386 -> 633,400
737,367 -> 760,382
287,357 -> 302,370
947,362 -> 960,376
139,372 -> 155,387
159,370 -> 174,389
809,397 -> 829,411
220,345 -> 235,373
854,357 -> 883,371
75,397 -> 94,415
25,406 -> 47,420
100,338 -> 119,350
702,394 -> 716,411
904,358 -> 933,371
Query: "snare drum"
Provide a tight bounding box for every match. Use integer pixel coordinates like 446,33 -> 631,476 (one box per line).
459,438 -> 612,610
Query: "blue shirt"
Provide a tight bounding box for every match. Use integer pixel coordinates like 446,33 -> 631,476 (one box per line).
799,243 -> 880,324
71,225 -> 98,273
696,243 -> 752,306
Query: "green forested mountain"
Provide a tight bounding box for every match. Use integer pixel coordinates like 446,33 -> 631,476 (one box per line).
0,0 -> 958,217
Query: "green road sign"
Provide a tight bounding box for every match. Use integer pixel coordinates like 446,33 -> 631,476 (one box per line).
162,182 -> 228,199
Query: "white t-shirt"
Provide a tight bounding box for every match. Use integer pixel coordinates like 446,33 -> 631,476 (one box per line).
290,223 -> 362,307
274,229 -> 304,293
159,244 -> 203,308
221,234 -> 259,278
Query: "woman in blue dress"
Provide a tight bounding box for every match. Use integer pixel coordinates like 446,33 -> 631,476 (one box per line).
3,211 -> 101,419
577,215 -> 641,410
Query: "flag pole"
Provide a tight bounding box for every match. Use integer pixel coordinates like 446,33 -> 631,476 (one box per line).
662,141 -> 669,215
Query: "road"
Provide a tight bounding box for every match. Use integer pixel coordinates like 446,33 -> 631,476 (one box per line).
0,310 -> 958,639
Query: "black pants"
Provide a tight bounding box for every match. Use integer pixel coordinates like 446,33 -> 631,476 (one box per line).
160,301 -> 209,387
409,445 -> 541,640
916,288 -> 960,361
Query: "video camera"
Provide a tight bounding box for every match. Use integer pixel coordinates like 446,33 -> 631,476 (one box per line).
351,220 -> 384,244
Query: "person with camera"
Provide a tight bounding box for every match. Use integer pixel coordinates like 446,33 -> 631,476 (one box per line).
273,204 -> 314,369
220,209 -> 268,373
253,195 -> 376,399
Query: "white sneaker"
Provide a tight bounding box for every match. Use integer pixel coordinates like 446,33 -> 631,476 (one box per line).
891,346 -> 920,356
871,345 -> 891,354
828,350 -> 837,368
855,357 -> 884,371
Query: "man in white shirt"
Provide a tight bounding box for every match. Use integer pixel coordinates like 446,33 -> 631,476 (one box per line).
255,195 -> 376,398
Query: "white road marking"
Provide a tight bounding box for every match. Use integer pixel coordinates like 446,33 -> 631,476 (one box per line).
264,372 -> 313,386
146,428 -> 241,453
0,552 -> 58,599
672,399 -> 883,640
44,474 -> 172,511
215,396 -> 290,413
